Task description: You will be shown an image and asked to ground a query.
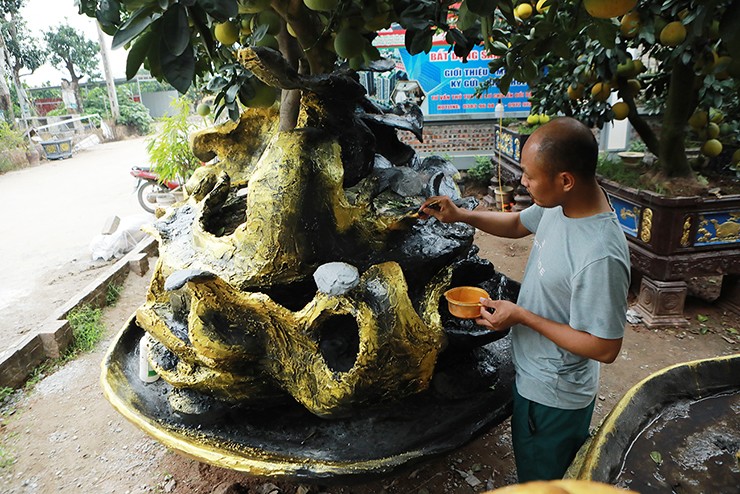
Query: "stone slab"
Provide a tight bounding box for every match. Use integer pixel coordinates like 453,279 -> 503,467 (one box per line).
128,252 -> 149,277
38,319 -> 72,359
102,215 -> 120,235
0,333 -> 46,388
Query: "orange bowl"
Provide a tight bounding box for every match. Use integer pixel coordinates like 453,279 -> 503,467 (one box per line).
443,286 -> 490,319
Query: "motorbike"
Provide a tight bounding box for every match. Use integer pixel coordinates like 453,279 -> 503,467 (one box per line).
131,166 -> 182,214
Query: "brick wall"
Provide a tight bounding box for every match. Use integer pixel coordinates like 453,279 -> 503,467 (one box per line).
398,120 -> 497,155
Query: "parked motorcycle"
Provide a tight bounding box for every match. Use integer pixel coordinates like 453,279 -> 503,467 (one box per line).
131,166 -> 181,214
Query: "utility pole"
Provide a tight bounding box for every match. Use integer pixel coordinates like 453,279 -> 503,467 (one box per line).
96,23 -> 119,120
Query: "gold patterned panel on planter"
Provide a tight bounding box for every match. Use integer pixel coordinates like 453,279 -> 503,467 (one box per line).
696,212 -> 740,245
639,208 -> 653,243
495,129 -> 514,159
680,216 -> 692,247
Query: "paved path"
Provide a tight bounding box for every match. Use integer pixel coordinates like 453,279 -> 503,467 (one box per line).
0,136 -> 153,346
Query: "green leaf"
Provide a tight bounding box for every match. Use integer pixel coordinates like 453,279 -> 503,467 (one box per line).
650,451 -> 662,465
697,314 -> 709,323
207,75 -> 229,92
197,0 -> 238,22
489,41 -> 509,56
96,0 -> 121,26
112,7 -> 158,50
456,1 -> 479,31
405,28 -> 434,55
126,30 -> 153,80
160,40 -> 195,93
726,327 -> 738,335
497,70 -> 514,95
162,4 -> 190,57
465,0 -> 497,17
77,0 -> 98,17
225,83 -> 240,103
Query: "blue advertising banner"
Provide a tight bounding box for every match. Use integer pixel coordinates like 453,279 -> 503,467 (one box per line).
366,27 -> 531,118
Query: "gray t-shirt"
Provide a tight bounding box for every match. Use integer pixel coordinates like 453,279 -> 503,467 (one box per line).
512,204 -> 630,409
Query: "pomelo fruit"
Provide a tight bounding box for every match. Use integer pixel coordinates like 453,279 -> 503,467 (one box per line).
706,122 -> 720,139
304,0 -> 338,11
612,101 -> 629,120
334,28 -> 366,59
688,110 -> 708,129
701,139 -> 722,157
243,80 -> 277,108
567,83 -> 584,100
591,81 -> 611,102
659,21 -> 686,46
583,0 -> 637,19
620,10 -> 640,38
515,3 -> 533,19
196,103 -> 211,117
214,21 -> 240,46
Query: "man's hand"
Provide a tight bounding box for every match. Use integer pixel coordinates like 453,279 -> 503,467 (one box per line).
478,298 -> 624,364
418,196 -> 464,223
475,298 -> 522,331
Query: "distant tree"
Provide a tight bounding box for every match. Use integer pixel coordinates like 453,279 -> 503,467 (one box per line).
43,24 -> 100,113
1,18 -> 46,118
0,0 -> 24,124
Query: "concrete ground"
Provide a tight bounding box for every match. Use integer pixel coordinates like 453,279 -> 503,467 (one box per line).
0,136 -> 153,348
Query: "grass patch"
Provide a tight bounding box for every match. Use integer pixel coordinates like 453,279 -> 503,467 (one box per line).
0,443 -> 14,468
67,305 -> 105,354
18,305 -> 105,395
106,282 -> 123,306
0,387 -> 13,404
597,153 -> 646,189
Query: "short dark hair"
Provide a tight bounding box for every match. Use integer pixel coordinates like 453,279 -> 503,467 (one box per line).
532,117 -> 598,179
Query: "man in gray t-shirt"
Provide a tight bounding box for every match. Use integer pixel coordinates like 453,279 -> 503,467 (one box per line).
420,117 -> 630,482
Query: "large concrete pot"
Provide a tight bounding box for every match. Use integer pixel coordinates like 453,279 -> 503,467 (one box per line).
567,354 -> 740,492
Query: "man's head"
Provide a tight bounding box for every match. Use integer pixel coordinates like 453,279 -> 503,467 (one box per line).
525,117 -> 599,179
519,117 -> 598,208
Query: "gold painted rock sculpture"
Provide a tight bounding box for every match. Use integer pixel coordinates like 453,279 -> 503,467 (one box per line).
103,61 -> 518,478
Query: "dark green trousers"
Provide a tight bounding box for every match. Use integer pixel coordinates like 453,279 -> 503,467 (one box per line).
511,385 -> 595,482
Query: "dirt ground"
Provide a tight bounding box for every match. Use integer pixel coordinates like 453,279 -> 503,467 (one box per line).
1,230 -> 738,494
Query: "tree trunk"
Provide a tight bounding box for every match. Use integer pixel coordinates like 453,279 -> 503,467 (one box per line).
619,80 -> 659,156
658,61 -> 695,178
0,34 -> 15,124
276,22 -> 302,130
12,69 -> 31,119
72,79 -> 84,113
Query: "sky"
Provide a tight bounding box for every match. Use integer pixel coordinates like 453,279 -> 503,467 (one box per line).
20,0 -> 128,87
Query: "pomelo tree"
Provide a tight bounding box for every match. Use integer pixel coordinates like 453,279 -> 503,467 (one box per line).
77,1 -> 739,180
76,0 -> 485,130
482,0 -> 740,180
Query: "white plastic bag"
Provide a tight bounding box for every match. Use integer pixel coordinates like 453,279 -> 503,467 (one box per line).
90,214 -> 150,261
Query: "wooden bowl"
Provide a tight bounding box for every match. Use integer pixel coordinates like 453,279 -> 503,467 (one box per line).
443,286 -> 490,319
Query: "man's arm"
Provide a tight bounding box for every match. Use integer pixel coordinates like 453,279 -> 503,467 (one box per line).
476,299 -> 623,364
419,196 -> 531,239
